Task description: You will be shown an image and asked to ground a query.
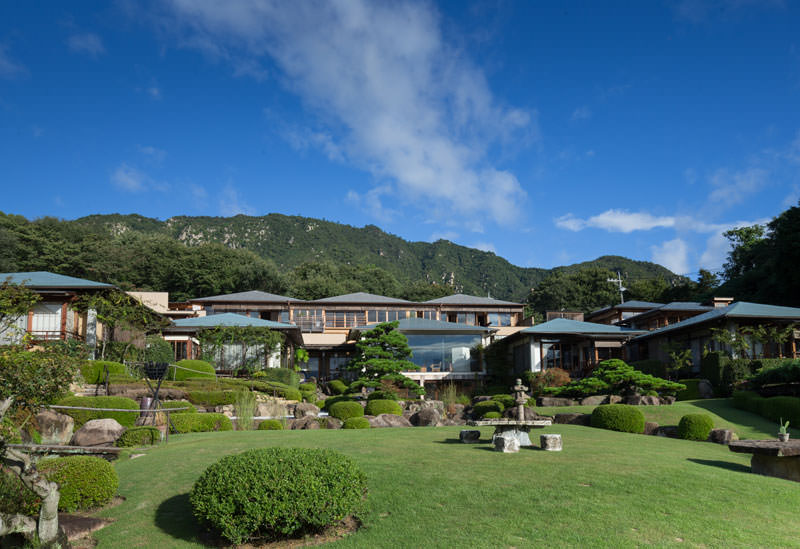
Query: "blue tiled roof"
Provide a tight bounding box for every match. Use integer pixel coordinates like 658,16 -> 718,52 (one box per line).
588,300 -> 664,315
0,271 -> 113,289
521,318 -> 646,335
351,317 -> 494,335
172,313 -> 297,329
192,290 -> 300,303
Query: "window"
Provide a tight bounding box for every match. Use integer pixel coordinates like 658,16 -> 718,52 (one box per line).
279,310 -> 290,323
455,313 -> 476,325
293,309 -> 324,332
405,334 -> 483,373
417,310 -> 436,320
172,341 -> 187,361
31,303 -> 61,339
487,313 -> 511,326
325,311 -> 365,328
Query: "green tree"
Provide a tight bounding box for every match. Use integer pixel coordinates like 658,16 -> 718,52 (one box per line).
347,321 -> 423,395
198,326 -> 284,374
526,268 -> 618,315
722,225 -> 767,281
0,280 -> 39,340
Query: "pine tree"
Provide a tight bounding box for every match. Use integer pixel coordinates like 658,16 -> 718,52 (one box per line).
347,321 -> 423,395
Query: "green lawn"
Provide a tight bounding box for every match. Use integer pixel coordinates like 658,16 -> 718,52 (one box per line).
91,400 -> 800,548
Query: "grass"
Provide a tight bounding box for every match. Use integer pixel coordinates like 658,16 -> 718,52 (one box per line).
89,399 -> 800,548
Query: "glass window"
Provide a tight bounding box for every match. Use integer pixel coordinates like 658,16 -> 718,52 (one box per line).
293,309 -> 324,332
456,313 -> 476,325
279,310 -> 290,323
405,334 -> 483,373
325,311 -> 364,328
487,313 -> 511,326
417,310 -> 436,320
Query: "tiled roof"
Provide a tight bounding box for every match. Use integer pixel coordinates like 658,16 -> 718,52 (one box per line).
172,313 -> 297,329
521,318 -> 645,336
313,292 -> 412,304
355,317 -> 494,333
192,290 -> 299,303
0,271 -> 113,289
423,293 -> 521,306
588,300 -> 664,315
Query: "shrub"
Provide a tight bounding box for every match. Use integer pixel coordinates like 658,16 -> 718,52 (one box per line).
171,413 -> 233,433
158,400 -> 196,414
257,419 -> 284,430
751,358 -> 794,373
38,456 -> 118,512
456,394 -> 471,406
676,379 -> 703,401
364,399 -> 402,416
749,360 -> 800,390
170,360 -> 216,381
235,389 -> 257,431
328,379 -> 348,395
329,401 -> 365,421
525,368 -> 571,396
80,360 -> 126,384
644,390 -> 658,397
191,448 -> 367,544
590,405 -> 645,434
0,467 -> 40,516
299,382 -> 316,392
186,391 -> 237,407
491,394 -> 515,409
732,390 -> 766,415
300,390 -> 316,403
283,388 -> 302,401
700,352 -> 757,396
252,367 -> 300,388
343,417 -> 371,429
56,396 -> 139,428
677,414 -> 715,441
367,390 -> 398,401
759,396 -> 800,426
483,411 -> 502,419
1,415 -> 22,444
315,400 -> 326,408
324,395 -> 354,410
472,400 -> 504,419
549,359 -> 685,398
116,426 -> 161,447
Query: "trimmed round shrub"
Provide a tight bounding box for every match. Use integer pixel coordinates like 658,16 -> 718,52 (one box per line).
644,390 -> 658,397
343,417 -> 371,429
329,379 -> 348,395
56,396 -> 139,428
329,401 -> 365,421
491,394 -> 515,409
171,413 -> 233,433
190,448 -> 367,544
367,390 -> 398,401
678,414 -> 715,441
472,400 -> 504,419
364,399 -> 402,416
158,400 -> 196,414
257,419 -> 284,430
483,411 -> 502,419
170,360 -> 216,381
299,382 -> 316,392
116,426 -> 161,447
38,456 -> 118,512
80,360 -> 127,384
590,405 -> 645,434
324,395 -> 354,410
315,400 -> 326,409
186,391 -> 236,407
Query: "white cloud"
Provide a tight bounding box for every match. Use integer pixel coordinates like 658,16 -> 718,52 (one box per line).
0,45 -> 26,78
471,241 -> 496,253
111,163 -> 148,192
219,183 -> 255,216
555,209 -> 676,233
163,1 -> 533,226
707,167 -> 770,208
67,33 -> 106,57
571,106 -> 591,121
345,186 -> 397,221
651,238 -> 689,274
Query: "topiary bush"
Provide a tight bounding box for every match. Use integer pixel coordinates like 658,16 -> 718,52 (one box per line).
56,396 -> 139,428
329,401 -> 365,421
491,394 -> 515,409
324,395 -> 354,410
158,400 -> 196,413
186,391 -> 237,407
171,413 -> 233,433
343,417 -> 371,429
483,411 -> 502,419
590,404 -> 645,434
170,360 -> 216,381
190,448 -> 367,544
300,390 -> 316,403
38,456 -> 118,512
677,414 -> 715,441
257,419 -> 284,430
364,399 -> 402,416
80,360 -> 127,384
299,382 -> 316,392
472,400 -> 504,419
116,426 -> 161,447
328,379 -> 348,395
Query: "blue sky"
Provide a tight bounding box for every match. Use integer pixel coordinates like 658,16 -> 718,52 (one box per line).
1,1 -> 799,277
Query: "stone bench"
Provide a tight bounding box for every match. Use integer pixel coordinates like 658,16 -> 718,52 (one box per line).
728,440 -> 800,482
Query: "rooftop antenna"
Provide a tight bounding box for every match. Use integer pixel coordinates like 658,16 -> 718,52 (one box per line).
607,271 -> 626,305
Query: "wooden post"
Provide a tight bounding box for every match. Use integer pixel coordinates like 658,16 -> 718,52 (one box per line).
165,410 -> 170,443
60,302 -> 68,340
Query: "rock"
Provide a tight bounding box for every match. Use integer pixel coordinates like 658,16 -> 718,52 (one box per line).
608,395 -> 623,404
71,419 -> 125,447
656,425 -> 679,438
294,403 -> 320,418
410,408 -> 441,427
290,416 -> 320,430
537,397 -> 578,407
553,413 -> 591,426
404,400 -> 445,414
752,454 -> 800,482
708,428 -> 739,445
447,403 -> 467,420
659,396 -> 676,405
698,379 -> 715,399
644,422 -> 660,436
540,434 -> 563,451
580,395 -> 609,406
215,404 -> 236,417
325,417 -> 342,429
442,416 -> 467,426
369,414 -> 412,428
624,395 -> 660,406
460,430 -> 481,443
35,410 -> 74,445
494,435 -> 520,453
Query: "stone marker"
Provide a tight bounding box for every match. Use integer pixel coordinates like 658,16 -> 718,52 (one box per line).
36,409 -> 74,445
460,429 -> 481,443
540,434 -> 563,451
494,435 -> 520,453
71,418 -> 125,447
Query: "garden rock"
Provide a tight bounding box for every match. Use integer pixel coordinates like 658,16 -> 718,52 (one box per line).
325,417 -> 342,429
290,416 -> 320,430
540,434 -> 563,451
404,400 -> 445,415
659,396 -> 676,405
624,395 -> 660,406
369,414 -> 412,428
215,404 -> 236,417
36,409 -> 74,445
294,403 -> 320,418
698,379 -> 714,399
656,426 -> 679,438
708,428 -> 738,445
608,395 -> 623,404
460,429 -> 481,443
537,397 -> 578,407
580,395 -> 609,406
410,407 -> 441,427
502,406 -> 545,421
553,413 -> 591,426
71,418 -> 125,447
644,422 -> 659,435
494,435 -> 520,453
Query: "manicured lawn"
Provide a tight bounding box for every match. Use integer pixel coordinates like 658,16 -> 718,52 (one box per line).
91,400 -> 800,548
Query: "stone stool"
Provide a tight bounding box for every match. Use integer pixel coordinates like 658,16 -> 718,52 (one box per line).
460,429 -> 481,444
540,434 -> 563,451
494,434 -> 520,453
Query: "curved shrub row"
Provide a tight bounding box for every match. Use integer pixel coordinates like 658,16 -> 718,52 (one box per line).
732,390 -> 800,426
186,391 -> 237,407
170,360 -> 216,381
590,404 -> 645,434
158,400 -> 196,414
328,379 -> 348,395
171,413 -> 233,433
56,396 -> 139,428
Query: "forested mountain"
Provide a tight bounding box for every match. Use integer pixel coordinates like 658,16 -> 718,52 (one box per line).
0,211 -> 679,303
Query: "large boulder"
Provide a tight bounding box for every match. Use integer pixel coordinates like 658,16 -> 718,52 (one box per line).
294,403 -> 320,418
446,403 -> 467,420
325,417 -> 342,429
369,414 -> 412,428
404,400 -> 445,415
708,428 -> 739,445
659,396 -> 677,406
608,395 -> 623,404
215,404 -> 236,417
460,430 -> 481,443
580,395 -> 609,406
644,422 -> 660,436
698,379 -> 715,399
537,397 -> 578,407
290,416 -> 320,430
35,409 -> 74,445
553,413 -> 591,426
71,418 -> 125,447
410,407 -> 441,427
624,395 -> 660,406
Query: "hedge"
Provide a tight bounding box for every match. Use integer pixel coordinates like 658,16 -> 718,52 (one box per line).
700,352 -> 754,396
483,411 -> 502,419
472,400 -> 504,419
343,417 -> 371,429
170,360 -> 216,381
190,448 -> 367,544
329,401 -> 365,421
491,394 -> 515,409
257,419 -> 284,430
38,456 -> 118,512
299,382 -> 316,392
324,395 -> 355,410
367,390 -> 398,401
677,414 -> 714,441
186,391 -> 237,407
590,405 -> 645,434
252,367 -> 300,388
329,379 -> 348,395
749,360 -> 800,390
80,360 -> 127,384
300,390 -> 316,403
171,413 -> 233,433
56,396 -> 139,428
158,400 -> 196,414
676,379 -> 704,401
364,399 -> 402,416
732,391 -> 800,426
116,426 -> 161,447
